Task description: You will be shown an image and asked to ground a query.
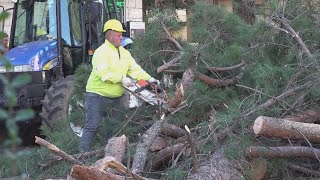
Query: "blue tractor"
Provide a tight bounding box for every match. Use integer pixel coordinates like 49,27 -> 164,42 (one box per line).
0,0 -> 133,143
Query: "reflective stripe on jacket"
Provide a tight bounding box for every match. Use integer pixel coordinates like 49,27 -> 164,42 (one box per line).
86,40 -> 151,98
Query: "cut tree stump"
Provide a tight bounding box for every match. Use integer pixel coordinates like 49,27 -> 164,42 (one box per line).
246,146 -> 320,160
253,116 -> 320,143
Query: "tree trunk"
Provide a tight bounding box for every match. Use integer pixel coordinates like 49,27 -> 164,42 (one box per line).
253,116 -> 320,142
246,146 -> 320,159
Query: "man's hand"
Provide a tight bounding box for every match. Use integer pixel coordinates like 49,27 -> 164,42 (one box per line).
122,77 -> 132,87
148,77 -> 160,85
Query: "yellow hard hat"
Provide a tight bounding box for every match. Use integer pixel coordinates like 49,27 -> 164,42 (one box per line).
103,19 -> 126,33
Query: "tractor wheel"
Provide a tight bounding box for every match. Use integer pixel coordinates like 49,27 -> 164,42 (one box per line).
40,75 -> 75,128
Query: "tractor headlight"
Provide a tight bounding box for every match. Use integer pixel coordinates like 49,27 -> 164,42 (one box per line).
13,65 -> 32,72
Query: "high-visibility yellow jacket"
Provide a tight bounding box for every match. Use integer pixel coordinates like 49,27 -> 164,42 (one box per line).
86,40 -> 151,98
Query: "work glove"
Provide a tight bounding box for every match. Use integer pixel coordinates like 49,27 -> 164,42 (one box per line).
121,77 -> 132,87
148,77 -> 160,85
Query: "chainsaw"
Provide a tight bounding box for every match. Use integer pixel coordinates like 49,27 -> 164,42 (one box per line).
124,79 -> 168,108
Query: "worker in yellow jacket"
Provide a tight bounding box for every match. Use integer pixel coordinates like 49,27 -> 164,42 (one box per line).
80,19 -> 159,152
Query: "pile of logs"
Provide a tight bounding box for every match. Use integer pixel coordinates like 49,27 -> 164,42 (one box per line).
246,110 -> 320,177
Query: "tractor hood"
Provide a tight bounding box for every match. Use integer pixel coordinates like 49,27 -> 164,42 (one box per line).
6,41 -> 58,71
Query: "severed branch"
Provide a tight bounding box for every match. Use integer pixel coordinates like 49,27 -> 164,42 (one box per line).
207,60 -> 245,73
35,136 -> 83,165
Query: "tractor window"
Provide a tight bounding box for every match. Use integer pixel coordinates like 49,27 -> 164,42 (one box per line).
12,0 -> 82,47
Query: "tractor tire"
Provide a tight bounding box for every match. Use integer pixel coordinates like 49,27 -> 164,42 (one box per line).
40,75 -> 75,128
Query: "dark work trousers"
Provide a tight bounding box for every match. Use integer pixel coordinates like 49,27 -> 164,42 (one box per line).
79,92 -> 123,152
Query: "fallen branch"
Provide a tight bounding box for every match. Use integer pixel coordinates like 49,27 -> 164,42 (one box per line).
35,136 -> 83,165
196,73 -> 238,87
253,116 -> 320,143
157,53 -> 184,73
246,146 -> 320,159
207,60 -> 245,72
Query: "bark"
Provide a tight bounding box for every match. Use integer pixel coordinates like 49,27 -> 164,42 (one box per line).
70,165 -> 124,180
287,163 -> 320,177
131,115 -> 167,174
35,136 -> 83,165
253,116 -> 320,143
161,123 -> 186,139
284,110 -> 320,123
207,60 -> 245,73
246,146 -> 320,160
196,73 -> 237,87
147,142 -> 187,170
104,135 -> 127,162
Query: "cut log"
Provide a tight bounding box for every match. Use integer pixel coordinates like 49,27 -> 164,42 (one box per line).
131,115 -> 167,174
147,142 -> 187,170
70,165 -> 124,180
287,163 -> 320,177
161,123 -> 186,139
35,136 -> 83,165
284,110 -> 320,123
253,116 -> 320,143
104,135 -> 127,162
246,146 -> 320,159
